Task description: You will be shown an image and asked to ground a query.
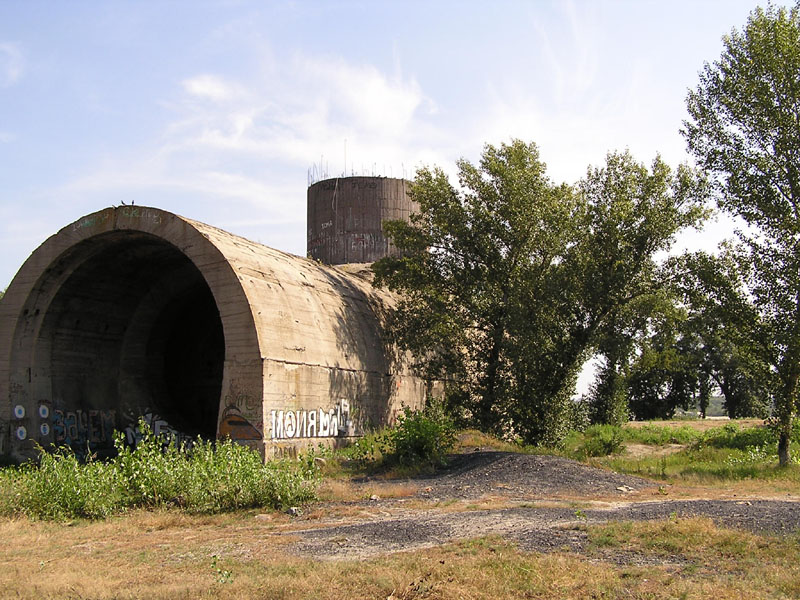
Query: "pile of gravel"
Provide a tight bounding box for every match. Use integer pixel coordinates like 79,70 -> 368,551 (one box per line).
409,451 -> 655,499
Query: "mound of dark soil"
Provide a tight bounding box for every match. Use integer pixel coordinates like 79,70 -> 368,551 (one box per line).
409,451 -> 655,499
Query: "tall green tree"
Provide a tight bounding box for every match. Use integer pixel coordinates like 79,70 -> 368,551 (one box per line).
684,4 -> 800,464
675,251 -> 772,419
375,140 -> 707,445
375,141 -> 580,438
623,252 -> 770,421
588,291 -> 675,425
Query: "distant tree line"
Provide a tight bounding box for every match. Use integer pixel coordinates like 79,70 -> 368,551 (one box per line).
374,4 -> 800,465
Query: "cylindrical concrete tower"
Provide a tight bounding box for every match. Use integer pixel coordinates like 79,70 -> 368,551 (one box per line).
307,176 -> 417,265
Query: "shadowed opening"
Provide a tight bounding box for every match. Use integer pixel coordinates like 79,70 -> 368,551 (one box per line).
33,231 -> 224,452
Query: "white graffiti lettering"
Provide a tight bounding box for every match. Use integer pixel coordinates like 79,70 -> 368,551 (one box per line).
270,400 -> 350,440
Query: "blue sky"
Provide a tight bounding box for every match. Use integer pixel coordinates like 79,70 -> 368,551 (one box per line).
0,0 -> 773,290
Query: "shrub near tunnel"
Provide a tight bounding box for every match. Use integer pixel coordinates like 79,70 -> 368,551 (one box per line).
0,421 -> 319,520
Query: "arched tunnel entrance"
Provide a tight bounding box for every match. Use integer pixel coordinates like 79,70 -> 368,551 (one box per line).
1,205 -> 429,461
29,230 -> 224,454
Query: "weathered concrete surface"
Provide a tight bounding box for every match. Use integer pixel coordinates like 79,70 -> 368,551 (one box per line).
307,177 -> 417,265
0,206 -> 425,461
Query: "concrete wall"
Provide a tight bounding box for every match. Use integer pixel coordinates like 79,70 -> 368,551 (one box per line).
307,176 -> 418,265
0,206 -> 425,461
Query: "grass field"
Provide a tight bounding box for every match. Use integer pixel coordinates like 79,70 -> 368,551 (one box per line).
2,418 -> 799,599
2,510 -> 799,599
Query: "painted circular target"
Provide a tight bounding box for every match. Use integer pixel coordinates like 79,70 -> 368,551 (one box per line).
13,405 -> 25,419
40,423 -> 50,436
38,405 -> 50,419
15,426 -> 27,440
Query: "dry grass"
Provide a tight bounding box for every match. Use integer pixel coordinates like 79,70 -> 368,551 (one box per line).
317,479 -> 419,503
2,510 -> 798,599
455,429 -> 523,452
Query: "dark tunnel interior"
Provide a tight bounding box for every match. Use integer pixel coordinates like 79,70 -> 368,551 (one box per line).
34,231 -> 224,451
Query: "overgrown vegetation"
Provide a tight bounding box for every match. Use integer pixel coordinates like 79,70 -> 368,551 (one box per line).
0,421 -> 318,520
0,406 -> 459,522
684,3 -> 800,465
683,4 -> 800,464
559,420 -> 800,481
596,421 -> 800,482
338,403 -> 456,472
363,4 -> 800,461
563,423 -> 699,460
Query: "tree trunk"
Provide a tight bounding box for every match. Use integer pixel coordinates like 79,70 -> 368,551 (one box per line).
698,377 -> 711,419
777,367 -> 799,467
477,324 -> 505,432
779,428 -> 791,467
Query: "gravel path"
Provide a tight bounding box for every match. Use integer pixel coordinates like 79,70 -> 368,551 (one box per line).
289,500 -> 800,560
284,452 -> 800,561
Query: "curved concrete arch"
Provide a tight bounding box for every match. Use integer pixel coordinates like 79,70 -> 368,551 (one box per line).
0,206 -> 424,461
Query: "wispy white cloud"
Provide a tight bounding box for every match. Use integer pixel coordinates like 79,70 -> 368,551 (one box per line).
0,131 -> 14,143
170,53 -> 439,166
61,51 -> 446,235
0,42 -> 23,87
182,74 -> 246,102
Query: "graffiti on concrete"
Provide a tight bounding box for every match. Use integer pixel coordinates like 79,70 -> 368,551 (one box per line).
118,206 -> 163,224
72,212 -> 111,231
270,399 -> 352,440
123,411 -> 194,449
224,390 -> 259,412
219,405 -> 262,440
52,408 -> 116,448
72,206 -> 163,232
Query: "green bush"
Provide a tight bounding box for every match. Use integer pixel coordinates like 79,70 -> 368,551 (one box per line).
622,424 -> 701,446
338,430 -> 393,465
0,420 -> 318,521
568,425 -> 625,459
339,403 -> 457,470
388,403 -> 456,467
9,447 -> 123,520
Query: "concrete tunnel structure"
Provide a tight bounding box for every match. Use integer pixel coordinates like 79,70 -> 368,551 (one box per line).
0,203 -> 426,461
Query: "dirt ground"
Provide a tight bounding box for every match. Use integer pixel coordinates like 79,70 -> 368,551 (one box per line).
283,450 -> 800,562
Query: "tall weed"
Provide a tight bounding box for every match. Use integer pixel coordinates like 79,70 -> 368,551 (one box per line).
10,446 -> 123,520
0,420 -> 318,521
623,424 -> 700,445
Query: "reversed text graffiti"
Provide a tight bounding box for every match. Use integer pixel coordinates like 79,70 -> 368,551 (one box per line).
270,400 -> 351,440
